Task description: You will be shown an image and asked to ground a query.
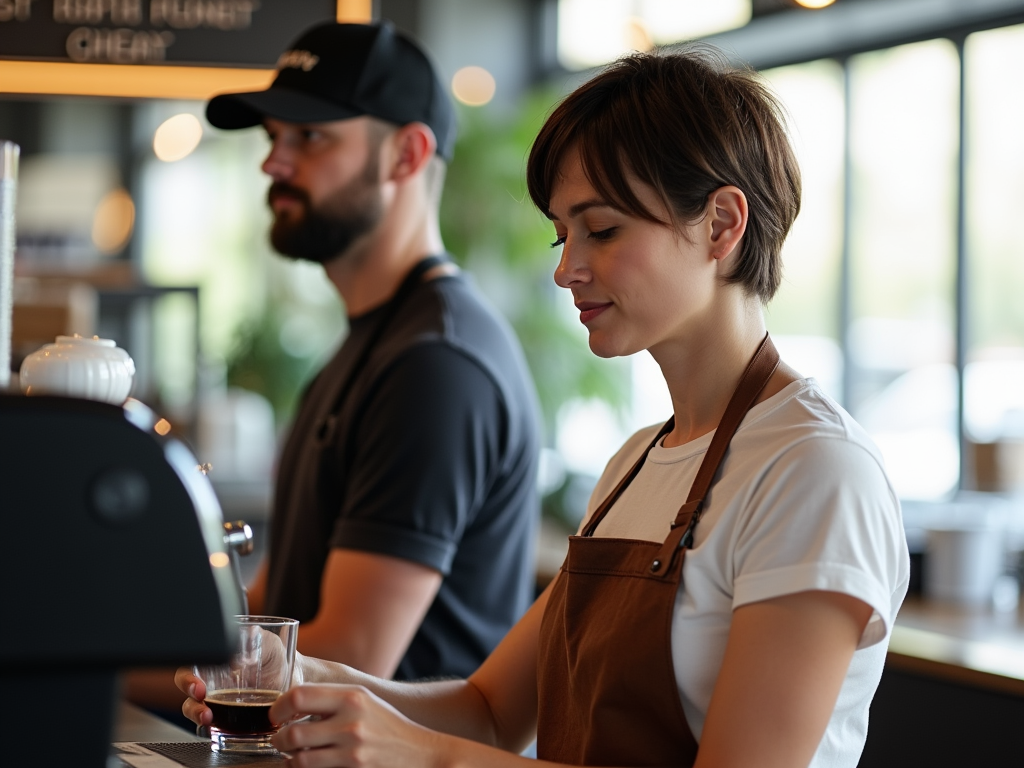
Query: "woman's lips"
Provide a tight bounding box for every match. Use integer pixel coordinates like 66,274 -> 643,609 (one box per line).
577,302 -> 612,324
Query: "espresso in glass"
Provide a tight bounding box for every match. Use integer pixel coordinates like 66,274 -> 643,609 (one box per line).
205,689 -> 280,735
194,615 -> 298,754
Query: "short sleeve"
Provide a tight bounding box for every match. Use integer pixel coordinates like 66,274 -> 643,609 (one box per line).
330,343 -> 504,575
731,437 -> 906,648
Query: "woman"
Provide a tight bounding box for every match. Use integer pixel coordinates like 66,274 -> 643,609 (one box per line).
179,46 -> 909,768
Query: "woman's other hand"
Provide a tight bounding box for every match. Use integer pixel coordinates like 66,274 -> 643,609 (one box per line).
270,684 -> 442,768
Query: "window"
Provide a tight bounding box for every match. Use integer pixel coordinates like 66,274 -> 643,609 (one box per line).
847,40 -> 961,499
761,59 -> 845,401
556,0 -> 750,70
963,24 -> 1024,491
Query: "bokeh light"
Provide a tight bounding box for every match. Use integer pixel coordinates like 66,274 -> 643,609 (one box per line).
91,188 -> 135,254
451,66 -> 497,107
153,113 -> 203,162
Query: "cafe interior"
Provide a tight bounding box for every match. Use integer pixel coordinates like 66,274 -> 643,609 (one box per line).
3,0 -> 1024,765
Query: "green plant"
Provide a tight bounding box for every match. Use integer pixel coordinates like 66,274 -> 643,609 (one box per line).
225,307 -> 328,425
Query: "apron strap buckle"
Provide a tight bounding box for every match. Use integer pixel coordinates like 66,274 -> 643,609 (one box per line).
650,519 -> 695,576
651,501 -> 704,575
670,499 -> 702,531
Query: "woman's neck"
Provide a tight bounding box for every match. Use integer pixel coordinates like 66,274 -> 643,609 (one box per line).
650,294 -> 795,449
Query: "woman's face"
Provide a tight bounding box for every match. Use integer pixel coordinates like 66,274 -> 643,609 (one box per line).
548,152 -> 720,359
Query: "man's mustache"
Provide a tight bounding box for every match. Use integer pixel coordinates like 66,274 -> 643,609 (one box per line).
267,182 -> 310,208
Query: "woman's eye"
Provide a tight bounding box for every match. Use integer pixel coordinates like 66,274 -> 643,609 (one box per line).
550,235 -> 566,248
588,227 -> 617,241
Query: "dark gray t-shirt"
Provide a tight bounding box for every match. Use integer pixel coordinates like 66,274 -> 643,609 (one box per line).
266,268 -> 540,680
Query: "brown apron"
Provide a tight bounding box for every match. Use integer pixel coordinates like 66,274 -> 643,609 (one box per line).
537,334 -> 780,767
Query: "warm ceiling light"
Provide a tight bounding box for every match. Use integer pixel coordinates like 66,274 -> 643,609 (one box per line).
794,0 -> 836,7
153,113 -> 203,162
0,61 -> 275,100
336,0 -> 372,22
91,188 -> 135,254
451,66 -> 496,107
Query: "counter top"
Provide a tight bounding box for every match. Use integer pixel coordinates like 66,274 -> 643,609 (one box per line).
114,702 -> 205,744
112,703 -> 284,767
889,597 -> 1024,695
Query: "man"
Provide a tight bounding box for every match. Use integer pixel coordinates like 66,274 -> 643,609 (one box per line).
232,20 -> 542,682
151,21 -> 539,694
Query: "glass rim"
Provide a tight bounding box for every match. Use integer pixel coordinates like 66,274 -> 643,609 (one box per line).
234,615 -> 299,627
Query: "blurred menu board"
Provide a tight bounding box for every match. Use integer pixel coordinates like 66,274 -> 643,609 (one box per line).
0,1 -> 336,67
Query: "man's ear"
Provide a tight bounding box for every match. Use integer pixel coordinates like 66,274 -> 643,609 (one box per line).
384,122 -> 437,183
706,186 -> 748,263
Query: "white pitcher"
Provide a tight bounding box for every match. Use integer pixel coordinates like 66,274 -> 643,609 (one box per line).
20,334 -> 135,405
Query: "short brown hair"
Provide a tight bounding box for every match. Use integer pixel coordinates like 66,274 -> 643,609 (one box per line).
527,46 -> 801,302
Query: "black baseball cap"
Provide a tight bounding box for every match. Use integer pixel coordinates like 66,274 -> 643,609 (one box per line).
206,22 -> 456,161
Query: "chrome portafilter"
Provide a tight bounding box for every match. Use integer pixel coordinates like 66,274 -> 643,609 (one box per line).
223,520 -> 254,615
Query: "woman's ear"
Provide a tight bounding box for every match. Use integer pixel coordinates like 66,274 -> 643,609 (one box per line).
706,186 -> 748,262
384,122 -> 437,183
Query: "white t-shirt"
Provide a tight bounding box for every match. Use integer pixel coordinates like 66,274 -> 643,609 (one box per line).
579,378 -> 910,768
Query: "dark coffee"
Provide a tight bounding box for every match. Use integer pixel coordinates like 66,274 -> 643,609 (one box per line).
206,689 -> 280,735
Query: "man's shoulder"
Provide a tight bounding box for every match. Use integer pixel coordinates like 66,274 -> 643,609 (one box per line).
411,271 -> 514,341
385,272 -> 531,385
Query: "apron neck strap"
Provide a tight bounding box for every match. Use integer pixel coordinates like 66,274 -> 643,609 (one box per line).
678,333 -> 780,515
647,333 -> 780,576
582,334 -> 780,542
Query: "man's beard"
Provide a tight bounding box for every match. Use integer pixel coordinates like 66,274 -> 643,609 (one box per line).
267,168 -> 383,265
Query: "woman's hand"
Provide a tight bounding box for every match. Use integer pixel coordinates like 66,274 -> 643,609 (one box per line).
173,666 -> 212,728
270,684 -> 444,768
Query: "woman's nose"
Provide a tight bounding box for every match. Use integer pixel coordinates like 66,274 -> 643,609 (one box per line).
553,240 -> 587,289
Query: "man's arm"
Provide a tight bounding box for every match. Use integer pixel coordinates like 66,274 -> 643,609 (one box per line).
295,549 -> 442,676
301,344 -> 508,675
245,536 -> 439,675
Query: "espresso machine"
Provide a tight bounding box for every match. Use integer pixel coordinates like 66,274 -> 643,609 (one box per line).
0,394 -> 246,765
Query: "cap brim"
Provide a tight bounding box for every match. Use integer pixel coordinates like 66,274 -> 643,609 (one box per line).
206,87 -> 365,130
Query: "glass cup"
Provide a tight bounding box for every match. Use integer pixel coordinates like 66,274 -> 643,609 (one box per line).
193,615 -> 299,754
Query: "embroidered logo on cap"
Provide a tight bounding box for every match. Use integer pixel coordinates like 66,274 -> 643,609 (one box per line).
277,50 -> 320,72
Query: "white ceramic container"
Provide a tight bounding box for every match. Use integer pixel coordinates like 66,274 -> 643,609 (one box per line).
926,526 -> 1005,605
20,334 -> 135,404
